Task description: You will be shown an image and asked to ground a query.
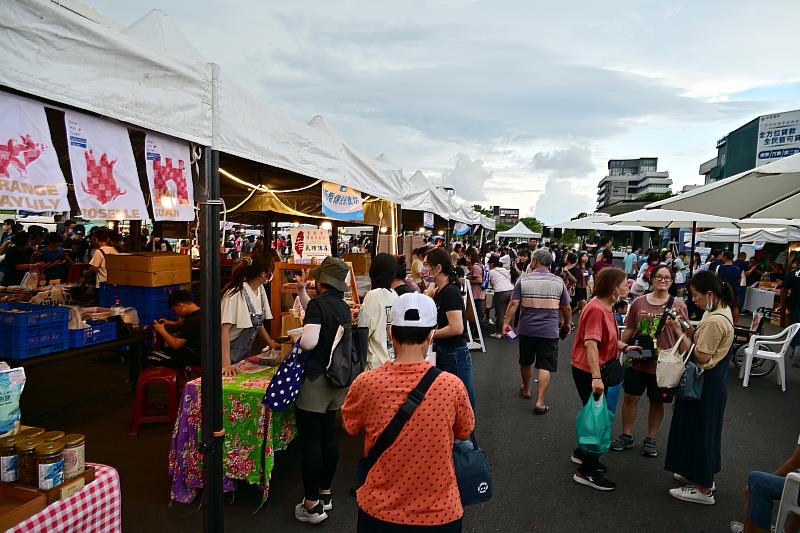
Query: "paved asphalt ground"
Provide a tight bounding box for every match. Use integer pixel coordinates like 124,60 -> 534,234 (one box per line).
26,326 -> 799,532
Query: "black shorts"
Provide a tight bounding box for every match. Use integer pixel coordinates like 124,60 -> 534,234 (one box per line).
622,366 -> 672,403
518,336 -> 559,372
573,287 -> 587,302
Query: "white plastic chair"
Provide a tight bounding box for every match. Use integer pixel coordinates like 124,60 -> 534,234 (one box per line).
776,472 -> 800,533
741,323 -> 800,391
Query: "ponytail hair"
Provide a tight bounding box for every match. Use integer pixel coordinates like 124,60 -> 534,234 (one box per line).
688,270 -> 734,308
426,247 -> 459,284
222,255 -> 268,296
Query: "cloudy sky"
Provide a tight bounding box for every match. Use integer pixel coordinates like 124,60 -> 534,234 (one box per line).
92,0 -> 800,223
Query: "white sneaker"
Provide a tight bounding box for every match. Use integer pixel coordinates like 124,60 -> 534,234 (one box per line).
490,333 -> 503,339
295,502 -> 328,524
672,473 -> 717,492
669,486 -> 715,505
320,495 -> 333,512
729,522 -> 743,533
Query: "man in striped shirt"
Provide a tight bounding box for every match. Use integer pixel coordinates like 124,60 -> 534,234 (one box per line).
503,248 -> 572,414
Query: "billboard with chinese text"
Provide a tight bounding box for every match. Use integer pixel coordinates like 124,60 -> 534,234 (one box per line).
756,110 -> 800,167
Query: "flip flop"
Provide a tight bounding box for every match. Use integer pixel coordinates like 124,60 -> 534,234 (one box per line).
519,385 -> 532,399
534,405 -> 550,415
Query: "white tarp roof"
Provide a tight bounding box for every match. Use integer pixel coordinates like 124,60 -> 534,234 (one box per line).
647,153 -> 800,219
482,215 -> 496,231
401,171 -> 452,220
0,0 -> 213,144
1,2 -> 404,202
497,221 -> 541,239
684,227 -> 800,244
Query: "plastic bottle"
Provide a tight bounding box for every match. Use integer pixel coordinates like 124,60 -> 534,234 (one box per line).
110,297 -> 124,317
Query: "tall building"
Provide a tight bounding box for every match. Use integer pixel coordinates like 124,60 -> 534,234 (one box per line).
596,158 -> 672,209
491,206 -> 519,226
700,109 -> 800,184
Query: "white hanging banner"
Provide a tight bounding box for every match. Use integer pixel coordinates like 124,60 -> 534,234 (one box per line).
144,132 -> 195,221
64,111 -> 148,221
0,92 -> 69,212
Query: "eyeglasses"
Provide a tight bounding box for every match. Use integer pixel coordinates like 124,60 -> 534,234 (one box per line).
653,275 -> 673,282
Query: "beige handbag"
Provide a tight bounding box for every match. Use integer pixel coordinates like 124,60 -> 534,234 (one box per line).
656,334 -> 690,388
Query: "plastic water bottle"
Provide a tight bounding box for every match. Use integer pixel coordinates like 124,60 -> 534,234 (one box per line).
110,297 -> 124,317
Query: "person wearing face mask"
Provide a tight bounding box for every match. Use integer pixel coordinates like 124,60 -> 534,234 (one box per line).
612,264 -> 688,458
570,267 -> 641,491
425,247 -> 476,409
220,256 -> 279,376
664,271 -> 735,506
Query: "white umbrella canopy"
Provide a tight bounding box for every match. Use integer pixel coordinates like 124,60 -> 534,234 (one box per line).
550,213 -> 652,232
646,153 -> 800,219
497,221 -> 542,239
606,209 -> 740,228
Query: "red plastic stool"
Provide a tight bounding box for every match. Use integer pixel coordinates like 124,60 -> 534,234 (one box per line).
129,367 -> 178,435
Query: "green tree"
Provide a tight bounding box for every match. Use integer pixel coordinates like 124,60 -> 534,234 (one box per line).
496,223 -> 512,232
519,217 -> 543,233
472,204 -> 494,217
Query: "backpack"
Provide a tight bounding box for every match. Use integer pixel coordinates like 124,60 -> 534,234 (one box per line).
480,264 -> 491,290
326,322 -> 369,388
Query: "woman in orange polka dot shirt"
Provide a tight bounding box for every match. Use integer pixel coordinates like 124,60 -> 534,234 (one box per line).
342,293 -> 475,532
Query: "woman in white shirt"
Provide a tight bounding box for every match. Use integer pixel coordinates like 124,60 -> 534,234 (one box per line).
487,255 -> 515,339
221,256 -> 280,376
358,253 -> 399,369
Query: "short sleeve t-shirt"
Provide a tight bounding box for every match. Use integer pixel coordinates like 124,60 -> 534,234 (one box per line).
716,264 -> 743,289
303,290 -> 352,380
358,288 -> 398,370
470,263 -> 485,301
624,294 -> 688,374
695,308 -> 734,370
220,283 -> 272,341
433,283 -> 468,349
783,269 -> 800,311
341,361 -> 475,526
488,267 -> 514,292
623,253 -> 637,274
512,268 -> 570,339
89,245 -> 118,287
571,298 -> 619,373
178,310 -> 202,354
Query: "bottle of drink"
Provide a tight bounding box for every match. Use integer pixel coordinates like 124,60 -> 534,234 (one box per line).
110,297 -> 124,317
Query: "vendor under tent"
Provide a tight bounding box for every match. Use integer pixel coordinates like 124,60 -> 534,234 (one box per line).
646,153 -> 800,219
497,221 -> 542,240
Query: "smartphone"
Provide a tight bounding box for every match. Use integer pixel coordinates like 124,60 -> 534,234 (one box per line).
506,330 -> 518,340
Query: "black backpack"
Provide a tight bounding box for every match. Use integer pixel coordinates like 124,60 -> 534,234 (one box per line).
326,322 -> 369,388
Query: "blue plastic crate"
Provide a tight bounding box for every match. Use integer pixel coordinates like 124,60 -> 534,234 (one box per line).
99,284 -> 179,318
69,320 -> 117,348
0,303 -> 69,359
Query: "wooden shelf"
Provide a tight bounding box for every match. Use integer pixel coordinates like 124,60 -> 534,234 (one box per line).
269,260 -> 360,339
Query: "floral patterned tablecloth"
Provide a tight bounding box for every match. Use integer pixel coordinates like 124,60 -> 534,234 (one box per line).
169,366 -> 297,503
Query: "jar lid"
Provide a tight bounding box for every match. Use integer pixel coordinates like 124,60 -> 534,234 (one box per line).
0,435 -> 22,448
15,437 -> 45,451
62,433 -> 85,446
35,441 -> 64,456
20,427 -> 44,437
40,431 -> 65,442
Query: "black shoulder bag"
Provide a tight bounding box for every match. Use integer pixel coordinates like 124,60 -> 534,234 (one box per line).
356,367 -> 493,507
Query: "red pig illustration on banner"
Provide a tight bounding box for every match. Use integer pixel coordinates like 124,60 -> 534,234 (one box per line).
294,231 -> 305,258
82,150 -> 127,204
0,135 -> 43,179
152,157 -> 190,205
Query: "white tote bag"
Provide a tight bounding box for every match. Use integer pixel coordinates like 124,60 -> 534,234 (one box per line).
656,334 -> 690,388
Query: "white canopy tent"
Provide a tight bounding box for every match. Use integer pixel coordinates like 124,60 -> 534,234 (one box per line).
550,213 -> 652,232
401,171 -> 452,220
647,153 -> 800,219
606,209 -> 740,229
0,2 -> 404,203
685,227 -> 800,244
497,221 -> 542,240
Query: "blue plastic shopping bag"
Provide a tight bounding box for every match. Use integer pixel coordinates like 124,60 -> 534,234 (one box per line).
576,394 -> 614,455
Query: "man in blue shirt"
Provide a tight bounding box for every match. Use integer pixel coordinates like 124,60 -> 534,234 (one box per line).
624,247 -> 640,278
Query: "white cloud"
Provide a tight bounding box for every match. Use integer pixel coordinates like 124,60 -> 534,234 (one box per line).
442,154 -> 492,201
533,179 -> 594,225
531,145 -> 596,179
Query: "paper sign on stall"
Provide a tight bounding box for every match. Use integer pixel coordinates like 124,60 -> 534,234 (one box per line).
423,212 -> 435,229
290,228 -> 331,263
145,132 -> 195,221
0,92 -> 68,212
321,181 -> 364,221
64,111 -> 148,221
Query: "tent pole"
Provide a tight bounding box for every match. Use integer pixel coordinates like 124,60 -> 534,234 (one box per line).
200,147 -> 224,533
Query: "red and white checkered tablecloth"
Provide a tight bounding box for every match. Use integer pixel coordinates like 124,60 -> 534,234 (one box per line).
8,463 -> 122,533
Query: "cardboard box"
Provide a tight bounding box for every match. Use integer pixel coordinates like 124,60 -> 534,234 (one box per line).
108,269 -> 191,287
0,485 -> 47,530
106,252 -> 190,273
343,253 -> 370,275
281,315 -> 303,337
